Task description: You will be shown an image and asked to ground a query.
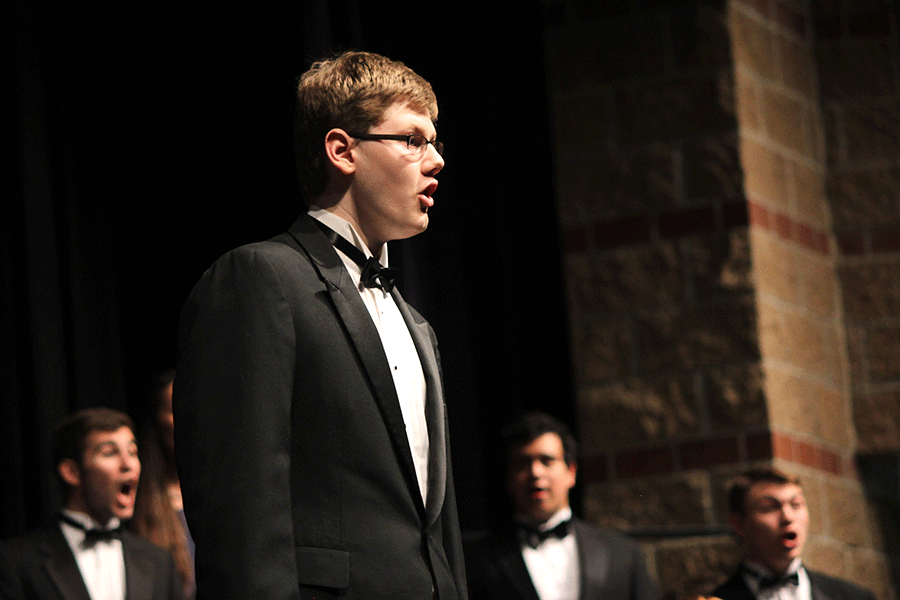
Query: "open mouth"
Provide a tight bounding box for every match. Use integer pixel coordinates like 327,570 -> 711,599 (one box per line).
419,182 -> 438,212
116,481 -> 137,508
781,531 -> 799,548
528,486 -> 548,500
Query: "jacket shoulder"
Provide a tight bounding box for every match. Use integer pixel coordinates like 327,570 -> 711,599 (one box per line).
808,570 -> 876,600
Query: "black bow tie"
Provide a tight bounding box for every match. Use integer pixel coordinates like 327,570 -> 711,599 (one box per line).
517,520 -> 571,549
759,572 -> 799,590
314,220 -> 399,293
59,513 -> 122,545
743,564 -> 800,591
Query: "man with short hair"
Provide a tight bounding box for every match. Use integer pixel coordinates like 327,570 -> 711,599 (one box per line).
713,468 -> 875,600
0,407 -> 183,600
464,412 -> 658,600
174,51 -> 466,599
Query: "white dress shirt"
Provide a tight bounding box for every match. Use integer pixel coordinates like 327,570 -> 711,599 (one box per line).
59,509 -> 127,600
741,558 -> 811,600
309,207 -> 430,503
518,507 -> 580,600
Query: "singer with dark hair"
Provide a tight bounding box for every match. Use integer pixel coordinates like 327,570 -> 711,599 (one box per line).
0,407 -> 182,600
464,411 -> 657,600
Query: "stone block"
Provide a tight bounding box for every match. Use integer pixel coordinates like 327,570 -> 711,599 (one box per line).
555,156 -> 622,226
569,314 -> 633,382
866,324 -> 900,383
654,536 -> 742,598
803,538 -> 848,577
843,99 -> 900,163
789,159 -> 827,226
563,244 -> 686,314
736,68 -> 761,133
827,166 -> 900,228
761,86 -> 812,156
847,548 -> 893,599
845,326 -> 867,386
853,390 -> 900,453
756,302 -> 844,384
690,230 -> 754,297
617,74 -> 737,143
637,295 -> 760,373
706,362 -> 767,430
750,229 -> 799,304
578,376 -> 699,451
797,252 -> 836,318
582,472 -> 709,529
682,133 -> 743,201
729,6 -> 777,81
740,137 -> 789,206
776,33 -> 816,97
764,367 -> 850,447
824,481 -> 872,547
839,262 -> 900,320
816,41 -> 897,99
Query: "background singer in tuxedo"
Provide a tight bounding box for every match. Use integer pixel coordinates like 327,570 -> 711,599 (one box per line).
464,412 -> 657,600
173,51 -> 466,599
0,407 -> 183,600
712,468 -> 875,600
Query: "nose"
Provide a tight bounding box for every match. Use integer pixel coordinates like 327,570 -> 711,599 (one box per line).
424,144 -> 444,176
122,453 -> 139,473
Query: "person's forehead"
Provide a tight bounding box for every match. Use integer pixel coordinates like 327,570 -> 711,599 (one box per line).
85,426 -> 136,449
375,101 -> 435,134
747,481 -> 804,503
511,432 -> 565,458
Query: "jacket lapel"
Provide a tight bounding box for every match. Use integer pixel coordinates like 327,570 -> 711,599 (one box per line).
123,534 -> 153,600
42,526 -> 93,600
286,215 -> 425,518
392,286 -> 447,525
494,534 -> 541,600
573,519 -> 610,600
808,571 -> 837,600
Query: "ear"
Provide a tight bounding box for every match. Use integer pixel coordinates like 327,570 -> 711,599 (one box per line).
324,128 -> 357,176
58,459 -> 81,488
566,461 -> 577,490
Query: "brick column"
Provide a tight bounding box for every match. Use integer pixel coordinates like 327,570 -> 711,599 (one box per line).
543,0 -> 899,596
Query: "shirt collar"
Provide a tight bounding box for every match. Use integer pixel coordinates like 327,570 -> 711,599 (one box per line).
514,507 -> 573,532
308,206 -> 389,266
60,508 -> 121,532
742,557 -> 803,592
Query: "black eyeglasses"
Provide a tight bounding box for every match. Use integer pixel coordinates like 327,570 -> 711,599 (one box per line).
350,133 -> 444,157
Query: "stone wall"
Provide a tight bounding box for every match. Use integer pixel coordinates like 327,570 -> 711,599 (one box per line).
543,0 -> 900,596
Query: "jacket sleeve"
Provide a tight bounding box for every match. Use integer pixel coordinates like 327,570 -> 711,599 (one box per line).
174,245 -> 300,600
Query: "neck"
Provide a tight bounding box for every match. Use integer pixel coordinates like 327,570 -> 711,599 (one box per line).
313,202 -> 385,257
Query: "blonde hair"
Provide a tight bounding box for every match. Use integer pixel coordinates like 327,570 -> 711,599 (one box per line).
294,50 -> 438,201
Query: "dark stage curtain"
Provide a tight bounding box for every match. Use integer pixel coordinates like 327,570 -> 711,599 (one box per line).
3,0 -> 574,539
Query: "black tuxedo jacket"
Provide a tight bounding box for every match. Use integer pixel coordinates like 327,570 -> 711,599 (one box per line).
0,523 -> 183,600
712,567 -> 876,600
173,214 -> 467,599
464,518 -> 658,600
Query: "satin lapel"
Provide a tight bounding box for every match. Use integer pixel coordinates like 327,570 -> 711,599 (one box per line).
392,286 -> 447,526
123,534 -> 153,600
286,215 -> 425,518
42,527 -> 92,600
573,520 -> 609,600
495,535 -> 541,600
808,572 -> 836,600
